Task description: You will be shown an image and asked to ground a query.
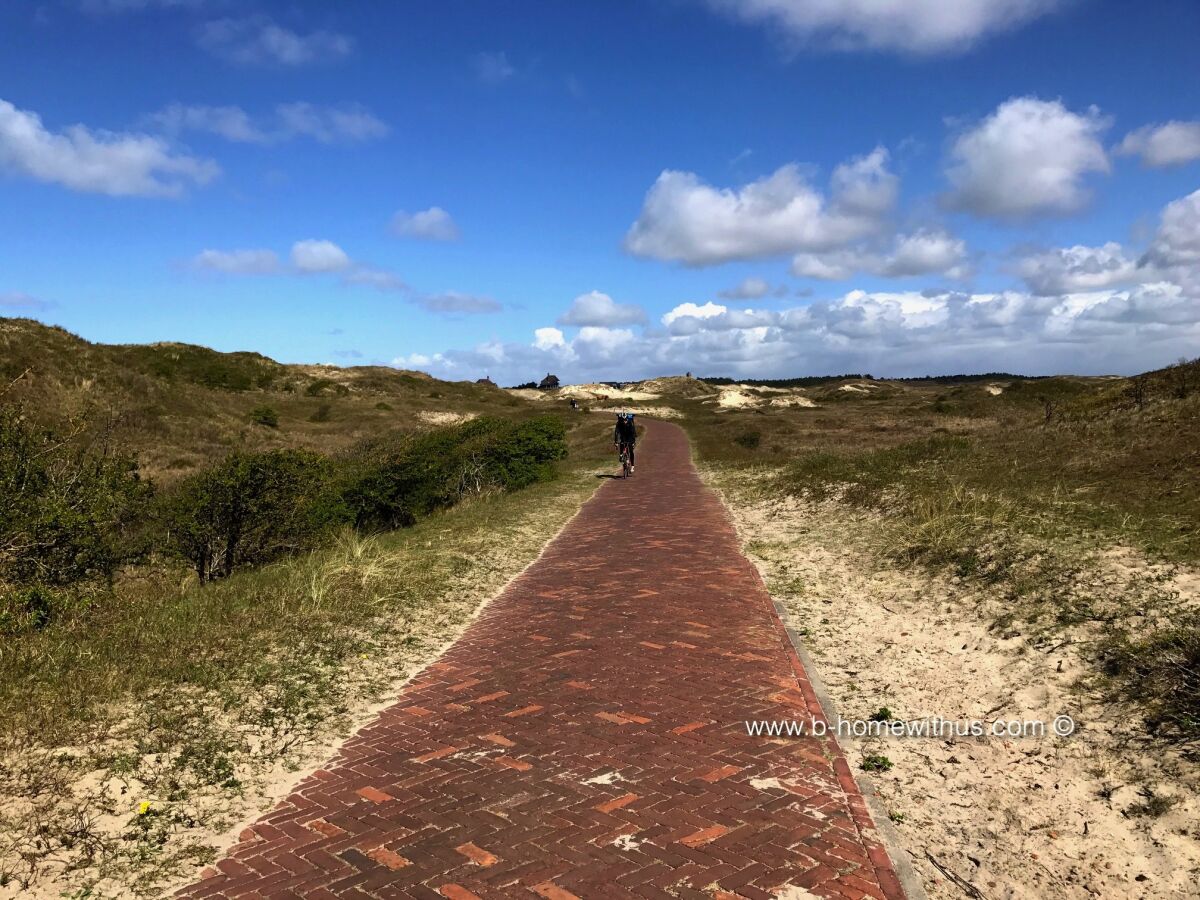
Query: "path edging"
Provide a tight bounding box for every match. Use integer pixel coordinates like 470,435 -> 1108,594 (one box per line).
773,602 -> 930,900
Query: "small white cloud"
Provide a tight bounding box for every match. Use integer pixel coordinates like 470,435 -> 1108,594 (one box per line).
0,97 -> 218,197
880,230 -> 970,277
1142,188 -> 1200,269
557,291 -> 647,327
153,103 -> 386,145
1117,121 -> 1200,169
392,207 -> 461,241
625,148 -> 896,266
702,0 -> 1064,55
273,103 -> 388,143
662,301 -> 727,326
1017,242 -> 1141,295
534,327 -> 567,350
291,239 -> 351,273
193,248 -> 280,274
944,97 -> 1111,218
792,229 -> 970,280
150,104 -> 267,143
197,17 -> 353,66
718,277 -> 778,299
474,51 -> 515,83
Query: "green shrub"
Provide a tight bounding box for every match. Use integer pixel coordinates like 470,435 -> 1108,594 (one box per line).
733,429 -> 762,450
162,449 -> 349,582
304,379 -> 348,397
345,416 -> 567,530
249,405 -> 278,428
0,405 -> 150,632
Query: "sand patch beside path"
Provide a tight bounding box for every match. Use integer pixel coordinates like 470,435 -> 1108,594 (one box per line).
706,470 -> 1200,900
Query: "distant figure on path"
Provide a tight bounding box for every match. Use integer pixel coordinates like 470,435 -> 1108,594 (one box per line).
613,412 -> 637,474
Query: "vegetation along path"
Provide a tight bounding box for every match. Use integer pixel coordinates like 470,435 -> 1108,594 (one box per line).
180,420 -> 906,900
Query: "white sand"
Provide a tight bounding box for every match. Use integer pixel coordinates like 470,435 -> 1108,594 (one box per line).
770,396 -> 818,409
418,410 -> 478,426
558,383 -> 661,401
708,475 -> 1200,900
716,388 -> 760,408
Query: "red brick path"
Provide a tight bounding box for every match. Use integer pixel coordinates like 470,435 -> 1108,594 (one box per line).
181,420 -> 905,900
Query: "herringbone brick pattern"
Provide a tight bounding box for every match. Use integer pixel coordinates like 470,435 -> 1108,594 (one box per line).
180,420 -> 905,899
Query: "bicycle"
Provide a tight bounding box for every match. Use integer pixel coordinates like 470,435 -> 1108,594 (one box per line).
618,442 -> 633,478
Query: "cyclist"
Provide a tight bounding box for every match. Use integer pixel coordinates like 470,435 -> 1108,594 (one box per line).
613,412 -> 637,474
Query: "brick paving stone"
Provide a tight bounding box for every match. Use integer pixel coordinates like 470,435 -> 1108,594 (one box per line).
177,420 -> 905,899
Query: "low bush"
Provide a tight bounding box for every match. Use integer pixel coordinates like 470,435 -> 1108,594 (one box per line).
162,450 -> 348,583
733,429 -> 762,450
0,406 -> 150,632
345,415 -> 567,530
249,405 -> 278,428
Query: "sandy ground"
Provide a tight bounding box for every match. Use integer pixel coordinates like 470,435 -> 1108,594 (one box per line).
708,471 -> 1200,900
417,410 -> 478,426
712,385 -> 818,410
558,383 -> 662,402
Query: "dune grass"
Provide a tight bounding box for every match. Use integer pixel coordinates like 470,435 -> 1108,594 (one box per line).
681,363 -> 1200,743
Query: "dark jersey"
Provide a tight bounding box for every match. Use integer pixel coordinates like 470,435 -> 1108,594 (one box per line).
613,419 -> 637,444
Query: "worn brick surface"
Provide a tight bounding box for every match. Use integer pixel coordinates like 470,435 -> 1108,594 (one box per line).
178,420 -> 904,899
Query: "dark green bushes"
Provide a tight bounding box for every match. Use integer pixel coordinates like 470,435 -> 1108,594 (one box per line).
0,407 -> 149,633
345,416 -> 567,530
2,408 -> 569,613
249,405 -> 279,428
733,429 -> 762,450
163,450 -> 348,583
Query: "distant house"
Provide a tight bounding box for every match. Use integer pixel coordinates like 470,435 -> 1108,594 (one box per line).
475,376 -> 496,387
538,373 -> 560,390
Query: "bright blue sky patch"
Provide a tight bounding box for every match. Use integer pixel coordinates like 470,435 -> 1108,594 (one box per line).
2,0 -> 1198,381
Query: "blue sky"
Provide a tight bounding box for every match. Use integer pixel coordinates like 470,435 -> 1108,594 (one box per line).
1,0 -> 1198,382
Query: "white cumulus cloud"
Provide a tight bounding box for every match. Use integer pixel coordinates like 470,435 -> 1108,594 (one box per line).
291,239 -> 352,273
702,0 -> 1064,55
1142,188 -> 1200,269
625,147 -> 896,266
0,97 -> 218,197
1117,121 -> 1200,168
792,229 -> 970,280
1016,242 -> 1142,295
534,327 -> 567,350
557,291 -> 648,327
944,97 -> 1111,218
392,207 -> 461,241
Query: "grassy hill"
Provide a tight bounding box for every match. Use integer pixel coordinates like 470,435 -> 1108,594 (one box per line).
0,317 -> 528,482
